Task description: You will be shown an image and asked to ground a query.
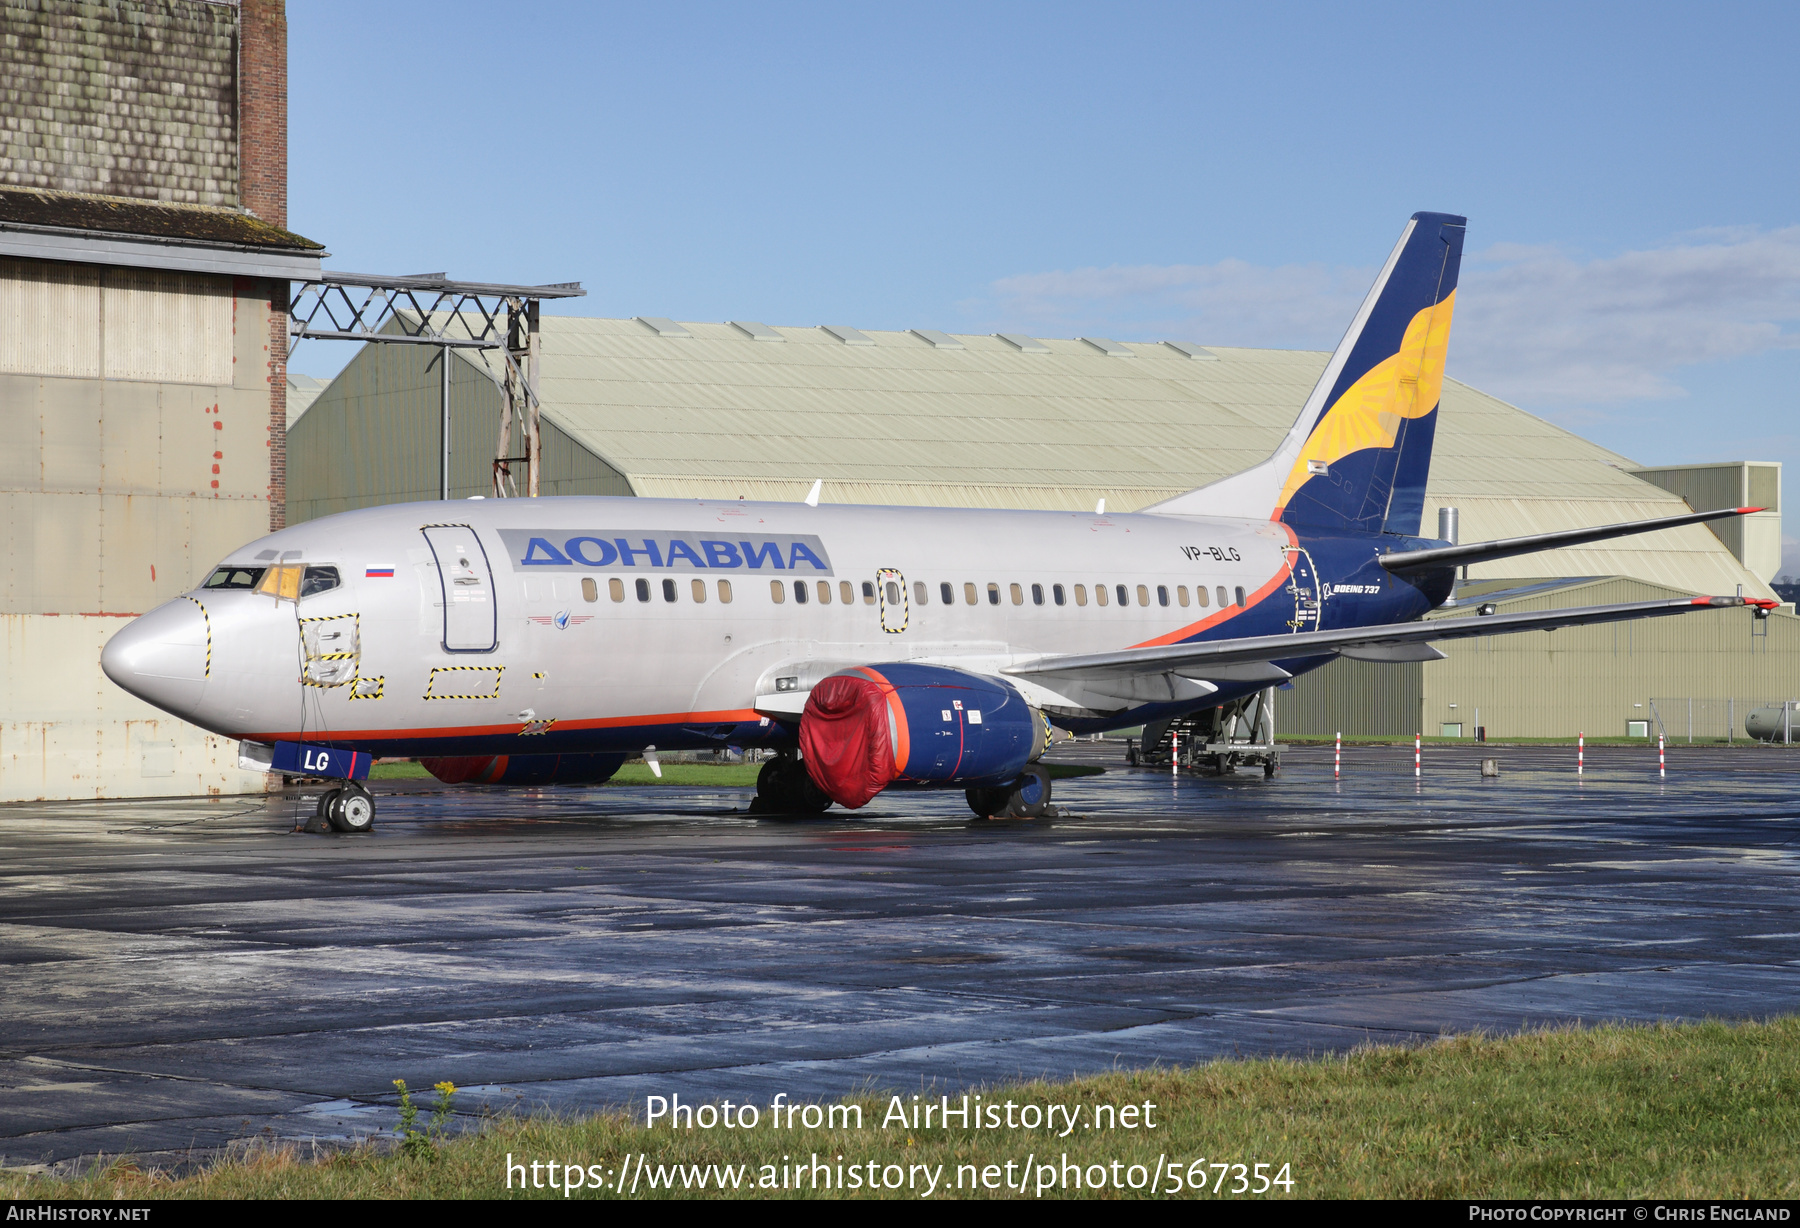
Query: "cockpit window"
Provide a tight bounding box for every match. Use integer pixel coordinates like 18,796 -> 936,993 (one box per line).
300,566 -> 341,598
204,566 -> 266,590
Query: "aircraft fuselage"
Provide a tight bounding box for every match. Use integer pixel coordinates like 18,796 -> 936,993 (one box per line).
103,495 -> 1449,760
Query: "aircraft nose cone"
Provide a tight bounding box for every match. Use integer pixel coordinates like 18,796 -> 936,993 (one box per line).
101,599 -> 210,716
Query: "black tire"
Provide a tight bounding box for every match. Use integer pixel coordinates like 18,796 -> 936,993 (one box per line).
328,784 -> 375,833
999,764 -> 1052,819
790,764 -> 833,814
1263,759 -> 1279,778
965,785 -> 1010,819
752,757 -> 832,815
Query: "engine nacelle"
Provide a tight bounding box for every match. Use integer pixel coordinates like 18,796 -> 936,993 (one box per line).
798,663 -> 1047,808
420,752 -> 627,786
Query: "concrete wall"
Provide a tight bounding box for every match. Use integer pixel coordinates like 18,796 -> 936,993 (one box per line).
0,257 -> 277,800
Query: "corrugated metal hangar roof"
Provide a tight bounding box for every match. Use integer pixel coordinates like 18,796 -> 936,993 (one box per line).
289,314 -> 1776,600
488,317 -> 1774,598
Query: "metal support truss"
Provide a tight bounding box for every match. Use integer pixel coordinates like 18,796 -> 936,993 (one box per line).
287,272 -> 584,499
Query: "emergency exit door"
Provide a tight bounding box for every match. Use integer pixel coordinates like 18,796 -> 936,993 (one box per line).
422,525 -> 498,652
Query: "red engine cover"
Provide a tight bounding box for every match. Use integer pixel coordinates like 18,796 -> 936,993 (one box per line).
798,671 -> 903,808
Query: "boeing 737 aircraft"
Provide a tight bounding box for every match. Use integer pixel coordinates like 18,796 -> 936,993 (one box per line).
101,213 -> 1770,831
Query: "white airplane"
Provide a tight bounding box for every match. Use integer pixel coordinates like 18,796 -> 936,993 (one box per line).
102,213 -> 1770,831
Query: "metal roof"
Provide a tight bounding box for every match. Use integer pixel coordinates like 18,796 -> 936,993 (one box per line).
426,315 -> 1773,598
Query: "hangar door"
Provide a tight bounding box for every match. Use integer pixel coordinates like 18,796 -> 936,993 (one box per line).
422,525 -> 498,652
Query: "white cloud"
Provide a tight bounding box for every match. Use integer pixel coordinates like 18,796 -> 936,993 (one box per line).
978,228 -> 1800,408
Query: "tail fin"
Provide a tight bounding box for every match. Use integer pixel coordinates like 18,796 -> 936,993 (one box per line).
1146,211 -> 1465,535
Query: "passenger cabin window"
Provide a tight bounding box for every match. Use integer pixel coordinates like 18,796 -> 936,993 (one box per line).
662,578 -> 678,603
843,581 -> 857,604
609,578 -> 626,602
1196,585 -> 1209,608
817,580 -> 832,604
717,579 -> 732,603
1053,583 -> 1066,606
987,583 -> 1000,606
1010,583 -> 1024,605
1074,584 -> 1088,606
582,577 -> 599,603
1136,585 -> 1149,607
1095,584 -> 1108,607
691,578 -> 707,603
1031,583 -> 1044,606
299,565 -> 340,599
1115,584 -> 1129,607
1216,585 -> 1228,608
940,582 -> 954,604
636,578 -> 651,602
913,581 -> 928,605
1235,585 -> 1247,607
793,580 -> 809,604
963,582 -> 978,606
770,580 -> 786,603
204,566 -> 265,590
1177,585 -> 1190,607
862,581 -> 876,605
1157,585 -> 1169,607
886,581 -> 902,605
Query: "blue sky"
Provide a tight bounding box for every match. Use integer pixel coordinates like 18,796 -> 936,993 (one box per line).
289,1 -> 1800,570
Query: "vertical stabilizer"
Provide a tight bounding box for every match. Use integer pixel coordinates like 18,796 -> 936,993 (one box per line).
1146,212 -> 1465,535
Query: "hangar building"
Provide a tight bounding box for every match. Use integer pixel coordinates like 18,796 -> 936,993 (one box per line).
0,0 -> 321,800
290,317 -> 1797,740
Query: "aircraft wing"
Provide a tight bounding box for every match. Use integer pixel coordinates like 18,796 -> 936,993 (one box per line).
1003,594 -> 1775,692
1377,506 -> 1762,574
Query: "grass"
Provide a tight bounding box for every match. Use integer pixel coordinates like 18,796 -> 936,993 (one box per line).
367,762 -> 1107,787
8,1018 -> 1800,1200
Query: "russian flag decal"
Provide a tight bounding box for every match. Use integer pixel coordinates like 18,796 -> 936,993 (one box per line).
365,566 -> 395,578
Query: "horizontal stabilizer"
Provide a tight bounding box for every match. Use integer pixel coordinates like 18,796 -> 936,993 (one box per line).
1005,594 -> 1776,687
1380,506 -> 1763,574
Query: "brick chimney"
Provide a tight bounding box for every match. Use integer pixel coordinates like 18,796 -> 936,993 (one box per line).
240,0 -> 289,528
239,0 -> 287,229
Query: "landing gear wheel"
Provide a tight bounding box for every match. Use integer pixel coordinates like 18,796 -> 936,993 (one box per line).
327,783 -> 375,833
751,756 -> 832,815
967,764 -> 1052,819
964,785 -> 1011,819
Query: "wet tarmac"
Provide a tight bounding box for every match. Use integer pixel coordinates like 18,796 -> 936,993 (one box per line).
3,741 -> 1799,1169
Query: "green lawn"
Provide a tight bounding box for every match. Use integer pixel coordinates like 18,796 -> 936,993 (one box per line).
9,1019 -> 1799,1199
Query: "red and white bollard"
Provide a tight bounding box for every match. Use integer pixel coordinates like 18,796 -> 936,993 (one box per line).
1578,732 -> 1585,775
1171,731 -> 1179,777
1334,731 -> 1342,780
1414,732 -> 1421,779
1658,732 -> 1666,779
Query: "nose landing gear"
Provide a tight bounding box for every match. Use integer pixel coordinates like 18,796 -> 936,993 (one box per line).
302,781 -> 376,834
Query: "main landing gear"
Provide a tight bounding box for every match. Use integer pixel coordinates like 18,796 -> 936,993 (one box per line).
966,763 -> 1052,820
749,754 -> 833,815
305,781 -> 376,833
